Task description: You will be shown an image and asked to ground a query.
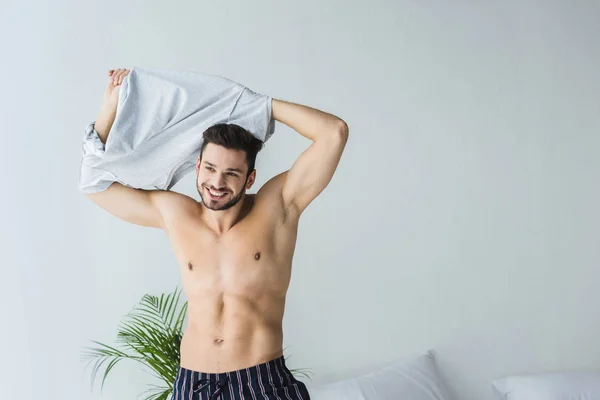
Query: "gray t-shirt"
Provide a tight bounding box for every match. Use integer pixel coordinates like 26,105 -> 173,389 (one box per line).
78,67 -> 275,194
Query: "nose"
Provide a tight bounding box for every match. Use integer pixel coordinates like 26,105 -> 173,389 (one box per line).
211,174 -> 226,190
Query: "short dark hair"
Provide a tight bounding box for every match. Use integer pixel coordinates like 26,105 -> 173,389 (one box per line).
199,123 -> 264,177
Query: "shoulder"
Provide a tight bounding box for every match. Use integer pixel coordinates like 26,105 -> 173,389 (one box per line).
150,190 -> 199,225
151,189 -> 196,208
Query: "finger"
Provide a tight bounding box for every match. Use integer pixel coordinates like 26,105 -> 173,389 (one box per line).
110,69 -> 118,84
117,68 -> 126,84
112,69 -> 120,84
108,69 -> 115,76
112,68 -> 122,84
119,69 -> 130,85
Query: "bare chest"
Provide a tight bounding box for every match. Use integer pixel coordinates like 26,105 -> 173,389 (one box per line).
165,213 -> 298,298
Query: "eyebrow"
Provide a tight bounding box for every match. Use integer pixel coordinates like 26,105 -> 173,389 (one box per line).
203,161 -> 243,174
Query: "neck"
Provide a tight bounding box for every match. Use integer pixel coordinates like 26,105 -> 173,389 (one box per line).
200,194 -> 251,235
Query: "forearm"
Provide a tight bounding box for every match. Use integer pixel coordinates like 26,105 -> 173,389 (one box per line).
93,68 -> 128,144
271,98 -> 347,141
93,102 -> 117,144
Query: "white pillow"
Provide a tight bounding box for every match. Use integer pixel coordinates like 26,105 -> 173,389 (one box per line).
493,371 -> 600,400
307,350 -> 453,400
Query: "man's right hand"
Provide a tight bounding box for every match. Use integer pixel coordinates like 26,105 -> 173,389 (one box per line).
95,68 -> 130,144
103,68 -> 130,106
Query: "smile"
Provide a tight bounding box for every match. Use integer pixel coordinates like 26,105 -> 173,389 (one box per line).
206,187 -> 228,198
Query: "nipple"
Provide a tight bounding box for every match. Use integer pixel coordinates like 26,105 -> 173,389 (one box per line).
188,262 -> 193,271
254,252 -> 261,261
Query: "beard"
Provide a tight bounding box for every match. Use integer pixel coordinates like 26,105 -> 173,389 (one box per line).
196,180 -> 246,211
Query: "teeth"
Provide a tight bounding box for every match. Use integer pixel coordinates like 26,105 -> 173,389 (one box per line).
208,188 -> 226,197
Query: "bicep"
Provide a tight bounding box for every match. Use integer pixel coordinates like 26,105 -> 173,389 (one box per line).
282,130 -> 348,215
85,182 -> 165,228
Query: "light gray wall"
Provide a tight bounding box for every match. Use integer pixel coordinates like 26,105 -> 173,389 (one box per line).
2,1 -> 599,399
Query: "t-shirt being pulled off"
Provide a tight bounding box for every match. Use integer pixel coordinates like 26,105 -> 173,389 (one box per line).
78,66 -> 275,194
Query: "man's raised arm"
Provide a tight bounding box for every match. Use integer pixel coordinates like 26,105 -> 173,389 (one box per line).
94,68 -> 130,143
82,68 -> 182,229
271,98 -> 349,216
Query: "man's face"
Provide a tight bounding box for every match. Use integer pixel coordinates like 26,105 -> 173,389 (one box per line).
195,143 -> 255,211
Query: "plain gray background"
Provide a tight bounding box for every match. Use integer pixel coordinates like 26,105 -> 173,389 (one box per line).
1,1 -> 599,399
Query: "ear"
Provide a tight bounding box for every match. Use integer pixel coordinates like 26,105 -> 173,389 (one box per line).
245,169 -> 256,190
196,156 -> 201,173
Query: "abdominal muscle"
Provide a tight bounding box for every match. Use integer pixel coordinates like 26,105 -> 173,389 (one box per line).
179,289 -> 287,373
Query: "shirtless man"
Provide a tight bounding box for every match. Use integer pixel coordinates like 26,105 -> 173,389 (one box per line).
85,68 -> 348,399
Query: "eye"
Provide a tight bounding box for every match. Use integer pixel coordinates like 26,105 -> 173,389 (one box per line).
205,167 -> 214,171
227,173 -> 237,177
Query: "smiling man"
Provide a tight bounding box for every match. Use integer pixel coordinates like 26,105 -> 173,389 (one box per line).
83,68 -> 348,399
196,125 -> 261,213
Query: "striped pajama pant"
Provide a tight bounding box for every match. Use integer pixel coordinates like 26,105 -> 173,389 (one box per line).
170,355 -> 311,399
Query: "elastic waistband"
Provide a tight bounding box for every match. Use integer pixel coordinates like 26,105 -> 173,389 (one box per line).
177,354 -> 291,387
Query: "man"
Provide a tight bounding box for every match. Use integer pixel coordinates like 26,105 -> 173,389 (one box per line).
85,68 -> 349,399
